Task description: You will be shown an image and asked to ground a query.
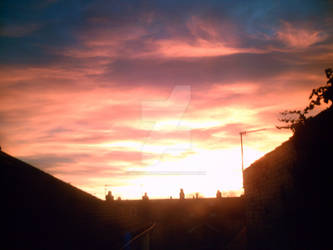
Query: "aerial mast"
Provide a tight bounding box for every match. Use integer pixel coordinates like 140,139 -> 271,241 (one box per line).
240,128 -> 267,187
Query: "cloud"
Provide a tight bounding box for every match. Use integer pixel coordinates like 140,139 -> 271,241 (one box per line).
276,21 -> 327,49
1,0 -> 332,199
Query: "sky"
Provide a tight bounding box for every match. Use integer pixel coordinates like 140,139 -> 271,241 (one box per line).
1,0 -> 332,199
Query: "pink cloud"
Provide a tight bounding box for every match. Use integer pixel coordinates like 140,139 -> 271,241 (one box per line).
153,39 -> 243,58
56,15 -> 258,60
276,21 -> 327,49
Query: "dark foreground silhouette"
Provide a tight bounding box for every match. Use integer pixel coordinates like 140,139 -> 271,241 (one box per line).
244,106 -> 332,250
2,150 -> 245,250
106,197 -> 245,250
1,151 -> 150,250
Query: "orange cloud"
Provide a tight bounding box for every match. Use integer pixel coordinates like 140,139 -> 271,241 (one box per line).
154,39 -> 242,58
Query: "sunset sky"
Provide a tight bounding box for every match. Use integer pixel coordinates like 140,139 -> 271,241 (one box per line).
1,0 -> 332,199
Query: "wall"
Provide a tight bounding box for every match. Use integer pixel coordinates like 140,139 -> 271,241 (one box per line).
243,107 -> 332,250
244,140 -> 298,250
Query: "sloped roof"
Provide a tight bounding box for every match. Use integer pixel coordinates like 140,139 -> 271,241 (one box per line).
1,151 -> 147,250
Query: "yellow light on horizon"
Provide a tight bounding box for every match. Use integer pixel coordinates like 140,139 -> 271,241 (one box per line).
97,147 -> 266,200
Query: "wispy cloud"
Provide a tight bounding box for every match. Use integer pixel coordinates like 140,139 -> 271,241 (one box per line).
276,21 -> 327,49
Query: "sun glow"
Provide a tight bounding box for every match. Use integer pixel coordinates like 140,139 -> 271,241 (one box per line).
104,147 -> 265,200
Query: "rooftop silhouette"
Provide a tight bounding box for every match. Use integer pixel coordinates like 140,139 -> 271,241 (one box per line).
1,150 -> 149,250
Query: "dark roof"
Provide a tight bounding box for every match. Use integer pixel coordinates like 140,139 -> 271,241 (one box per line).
1,151 -> 147,250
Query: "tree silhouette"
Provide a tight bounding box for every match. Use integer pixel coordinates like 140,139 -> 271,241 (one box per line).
277,68 -> 333,132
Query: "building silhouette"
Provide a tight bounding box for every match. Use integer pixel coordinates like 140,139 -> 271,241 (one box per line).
179,188 -> 185,200
105,191 -> 114,202
216,190 -> 222,199
142,192 -> 149,201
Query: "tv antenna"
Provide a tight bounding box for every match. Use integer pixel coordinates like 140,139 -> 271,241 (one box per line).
240,128 -> 268,187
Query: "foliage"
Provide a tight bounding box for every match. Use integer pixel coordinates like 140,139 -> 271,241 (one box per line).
277,68 -> 333,133
277,110 -> 307,132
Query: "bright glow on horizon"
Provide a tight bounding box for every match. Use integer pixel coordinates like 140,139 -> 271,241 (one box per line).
90,147 -> 267,200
